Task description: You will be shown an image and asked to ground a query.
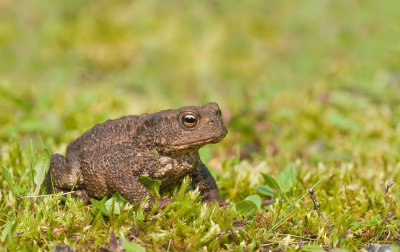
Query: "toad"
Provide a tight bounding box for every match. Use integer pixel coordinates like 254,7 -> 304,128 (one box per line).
46,102 -> 227,209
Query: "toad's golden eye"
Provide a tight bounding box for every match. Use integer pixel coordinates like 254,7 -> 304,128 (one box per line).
182,114 -> 198,128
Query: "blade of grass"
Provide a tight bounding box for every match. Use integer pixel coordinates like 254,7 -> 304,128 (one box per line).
2,166 -> 19,196
32,150 -> 50,213
265,177 -> 324,238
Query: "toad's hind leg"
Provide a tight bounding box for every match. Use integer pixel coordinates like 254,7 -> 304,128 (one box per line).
46,153 -> 84,193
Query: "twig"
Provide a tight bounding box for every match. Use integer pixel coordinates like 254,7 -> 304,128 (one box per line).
307,188 -> 327,223
262,239 -> 310,246
185,243 -> 192,252
384,178 -> 394,195
166,238 -> 172,252
20,192 -> 72,198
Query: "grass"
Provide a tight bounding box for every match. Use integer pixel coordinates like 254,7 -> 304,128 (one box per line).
1,0 -> 400,251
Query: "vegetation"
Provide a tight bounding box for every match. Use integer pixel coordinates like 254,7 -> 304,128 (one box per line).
1,0 -> 400,251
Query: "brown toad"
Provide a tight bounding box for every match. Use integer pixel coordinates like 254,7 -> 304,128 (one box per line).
46,102 -> 227,208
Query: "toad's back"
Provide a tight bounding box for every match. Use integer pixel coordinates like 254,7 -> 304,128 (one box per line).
65,115 -> 143,161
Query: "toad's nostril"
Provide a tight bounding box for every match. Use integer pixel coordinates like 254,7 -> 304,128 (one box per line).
210,119 -> 215,123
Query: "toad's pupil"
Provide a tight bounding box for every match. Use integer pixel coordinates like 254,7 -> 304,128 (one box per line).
184,116 -> 196,123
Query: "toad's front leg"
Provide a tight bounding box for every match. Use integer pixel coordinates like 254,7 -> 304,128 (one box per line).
190,162 -> 226,206
106,165 -> 171,210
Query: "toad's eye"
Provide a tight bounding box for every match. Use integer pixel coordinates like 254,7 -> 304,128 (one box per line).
217,109 -> 222,117
182,114 -> 198,128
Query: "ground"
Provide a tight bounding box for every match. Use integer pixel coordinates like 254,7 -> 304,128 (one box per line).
1,0 -> 400,251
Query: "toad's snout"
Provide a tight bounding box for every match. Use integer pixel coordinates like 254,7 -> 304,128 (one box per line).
204,115 -> 228,141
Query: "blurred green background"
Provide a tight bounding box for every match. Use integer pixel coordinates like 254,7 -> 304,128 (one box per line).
1,0 -> 400,164
2,1 -> 400,250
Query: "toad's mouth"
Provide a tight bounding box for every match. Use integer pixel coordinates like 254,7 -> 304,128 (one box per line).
169,133 -> 227,150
